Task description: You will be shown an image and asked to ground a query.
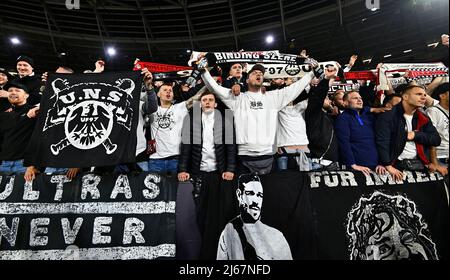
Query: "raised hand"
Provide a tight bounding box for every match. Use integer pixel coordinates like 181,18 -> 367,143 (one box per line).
94,60 -> 105,73
442,34 -> 449,47
41,72 -> 49,83
299,49 -> 309,59
324,65 -> 338,80
141,68 -> 153,89
349,55 -> 358,67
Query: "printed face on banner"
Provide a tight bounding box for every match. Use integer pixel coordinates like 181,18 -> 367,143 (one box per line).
238,178 -> 263,221
44,78 -> 136,155
346,191 -> 439,260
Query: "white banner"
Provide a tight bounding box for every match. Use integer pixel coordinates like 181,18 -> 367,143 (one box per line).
247,62 -> 340,79
188,50 -> 281,66
377,63 -> 448,90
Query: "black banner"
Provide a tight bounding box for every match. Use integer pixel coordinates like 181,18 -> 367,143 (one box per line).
215,172 -> 316,260
213,171 -> 448,260
27,72 -> 143,168
2,171 -> 447,260
0,172 -> 176,260
309,170 -> 449,260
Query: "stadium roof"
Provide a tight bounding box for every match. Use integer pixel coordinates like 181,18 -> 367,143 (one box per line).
0,0 -> 448,72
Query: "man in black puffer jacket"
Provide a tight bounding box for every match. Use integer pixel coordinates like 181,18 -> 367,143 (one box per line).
305,67 -> 340,169
179,91 -> 237,179
178,91 -> 238,260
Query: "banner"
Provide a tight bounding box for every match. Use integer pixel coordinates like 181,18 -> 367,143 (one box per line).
152,70 -> 192,81
309,170 -> 449,260
378,63 -> 448,90
247,62 -> 339,79
216,172 -> 317,260
328,82 -> 360,95
0,172 -> 177,260
214,171 -> 448,260
27,72 -> 143,168
134,61 -> 192,73
343,70 -> 378,81
188,51 -> 281,66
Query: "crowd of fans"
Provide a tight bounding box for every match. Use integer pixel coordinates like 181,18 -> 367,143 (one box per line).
0,33 -> 448,261
0,35 -> 448,183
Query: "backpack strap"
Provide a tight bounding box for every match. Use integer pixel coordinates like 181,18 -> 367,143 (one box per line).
231,217 -> 258,260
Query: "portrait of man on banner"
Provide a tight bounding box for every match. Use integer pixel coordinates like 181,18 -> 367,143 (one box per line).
217,174 -> 292,260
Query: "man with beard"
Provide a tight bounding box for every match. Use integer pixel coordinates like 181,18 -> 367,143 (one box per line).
201,62 -> 320,175
0,81 -> 38,173
217,174 -> 292,260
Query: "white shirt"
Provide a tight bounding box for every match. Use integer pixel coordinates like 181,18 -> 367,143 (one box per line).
200,111 -> 218,172
202,71 -> 313,156
150,102 -> 188,159
398,114 -> 417,160
426,104 -> 449,159
277,100 -> 309,147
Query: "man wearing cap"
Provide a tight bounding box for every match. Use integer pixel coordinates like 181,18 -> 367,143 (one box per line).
201,61 -> 322,174
0,81 -> 38,173
12,55 -> 42,106
426,83 -> 449,176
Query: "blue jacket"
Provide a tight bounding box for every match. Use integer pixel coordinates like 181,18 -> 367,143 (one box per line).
334,107 -> 378,168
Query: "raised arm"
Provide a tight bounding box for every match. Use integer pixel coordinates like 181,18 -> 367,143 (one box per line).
275,64 -> 338,109
142,88 -> 158,115
201,70 -> 236,110
185,86 -> 207,110
270,72 -> 314,110
142,68 -> 158,114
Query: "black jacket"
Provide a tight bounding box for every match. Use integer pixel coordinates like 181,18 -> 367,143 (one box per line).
0,103 -> 37,161
179,109 -> 237,175
375,103 -> 441,166
222,76 -> 248,92
305,79 -> 339,162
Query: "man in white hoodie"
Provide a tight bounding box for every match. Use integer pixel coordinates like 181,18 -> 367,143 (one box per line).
201,62 -> 320,174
